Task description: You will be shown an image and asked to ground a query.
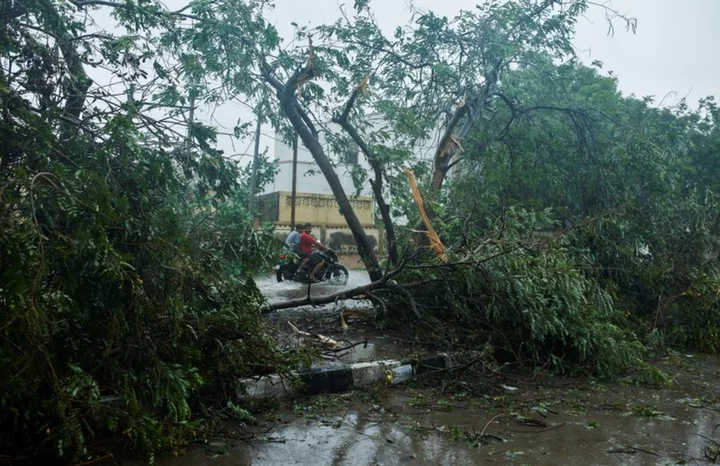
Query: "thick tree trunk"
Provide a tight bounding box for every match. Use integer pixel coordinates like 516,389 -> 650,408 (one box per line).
274,82 -> 382,280
429,151 -> 457,197
429,100 -> 468,199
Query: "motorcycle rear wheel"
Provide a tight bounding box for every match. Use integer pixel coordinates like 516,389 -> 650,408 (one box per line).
329,265 -> 349,285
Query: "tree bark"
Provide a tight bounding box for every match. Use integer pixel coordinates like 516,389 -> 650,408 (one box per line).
264,66 -> 383,281
429,101 -> 467,198
333,87 -> 398,265
369,176 -> 398,265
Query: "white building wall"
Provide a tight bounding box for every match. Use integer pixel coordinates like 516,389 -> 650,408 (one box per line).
266,120 -> 373,197
269,160 -> 368,197
265,115 -> 450,228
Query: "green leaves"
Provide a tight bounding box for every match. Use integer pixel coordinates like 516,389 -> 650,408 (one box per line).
393,220 -> 647,378
441,53 -> 720,363
353,0 -> 370,13
0,0 -> 292,461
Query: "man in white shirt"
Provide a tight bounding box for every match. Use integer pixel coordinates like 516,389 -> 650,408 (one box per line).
285,223 -> 304,254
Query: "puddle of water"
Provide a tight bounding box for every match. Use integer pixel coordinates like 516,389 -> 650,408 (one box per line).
118,411 -> 488,466
315,339 -> 405,369
112,355 -> 720,466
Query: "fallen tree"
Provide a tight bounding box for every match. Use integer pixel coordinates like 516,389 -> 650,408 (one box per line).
162,0 -> 637,274
0,1 -> 293,462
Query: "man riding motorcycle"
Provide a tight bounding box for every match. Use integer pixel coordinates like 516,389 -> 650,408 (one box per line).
296,223 -> 330,282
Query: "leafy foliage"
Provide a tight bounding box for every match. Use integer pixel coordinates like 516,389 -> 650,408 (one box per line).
393,208 -> 647,379
0,0 -> 288,462
1,0 -> 719,461
409,61 -> 720,369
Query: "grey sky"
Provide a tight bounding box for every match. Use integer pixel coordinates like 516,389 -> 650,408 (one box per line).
259,0 -> 720,163
264,0 -> 719,104
572,0 -> 719,105
94,0 -> 720,164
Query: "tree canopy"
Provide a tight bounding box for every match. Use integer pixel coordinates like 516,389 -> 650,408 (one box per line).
1,0 -> 719,463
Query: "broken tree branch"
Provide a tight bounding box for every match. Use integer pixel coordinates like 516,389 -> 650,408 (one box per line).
435,99 -> 467,162
386,281 -> 422,320
260,267 -> 401,313
429,96 -> 470,197
429,69 -> 499,198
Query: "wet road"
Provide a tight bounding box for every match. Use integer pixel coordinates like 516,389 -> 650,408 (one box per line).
112,355 -> 720,466
257,269 -> 400,366
256,270 -> 370,307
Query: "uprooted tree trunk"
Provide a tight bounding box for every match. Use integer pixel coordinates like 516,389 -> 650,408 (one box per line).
333,82 -> 398,265
261,61 -> 383,281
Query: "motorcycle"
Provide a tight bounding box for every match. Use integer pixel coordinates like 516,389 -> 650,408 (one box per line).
275,249 -> 349,285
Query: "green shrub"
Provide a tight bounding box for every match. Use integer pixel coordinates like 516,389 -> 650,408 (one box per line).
394,243 -> 646,379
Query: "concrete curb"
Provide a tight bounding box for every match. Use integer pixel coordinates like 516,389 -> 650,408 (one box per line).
237,354 -> 454,400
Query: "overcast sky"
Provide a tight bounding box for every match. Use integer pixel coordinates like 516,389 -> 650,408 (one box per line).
95,0 -> 720,164
263,0 -> 719,104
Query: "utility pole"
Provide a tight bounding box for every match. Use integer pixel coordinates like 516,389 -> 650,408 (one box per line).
186,88 -> 196,161
183,88 -> 196,204
248,115 -> 262,217
290,132 -> 298,229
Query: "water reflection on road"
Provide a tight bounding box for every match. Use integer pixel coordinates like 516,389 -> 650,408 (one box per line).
119,353 -> 720,465
256,270 -> 370,306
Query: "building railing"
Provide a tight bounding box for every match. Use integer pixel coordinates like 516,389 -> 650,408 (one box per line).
284,194 -> 372,210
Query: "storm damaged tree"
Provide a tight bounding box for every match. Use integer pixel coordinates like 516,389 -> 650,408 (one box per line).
312,0 -> 636,201
166,0 -> 636,268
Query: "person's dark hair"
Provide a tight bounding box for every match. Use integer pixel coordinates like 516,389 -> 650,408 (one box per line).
305,223 -> 312,228
295,223 -> 304,230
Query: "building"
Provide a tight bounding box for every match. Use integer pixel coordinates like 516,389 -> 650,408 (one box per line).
255,190 -> 378,254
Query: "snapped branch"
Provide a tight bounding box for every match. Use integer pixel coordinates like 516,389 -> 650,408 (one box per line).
435,99 -> 467,163
260,265 -> 403,313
